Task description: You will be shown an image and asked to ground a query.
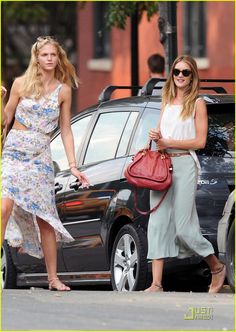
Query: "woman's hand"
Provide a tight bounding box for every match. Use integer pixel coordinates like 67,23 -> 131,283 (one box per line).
149,129 -> 162,142
70,167 -> 90,188
156,138 -> 172,151
1,86 -> 7,99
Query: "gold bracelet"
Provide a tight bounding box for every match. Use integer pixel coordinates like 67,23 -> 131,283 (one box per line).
69,161 -> 76,165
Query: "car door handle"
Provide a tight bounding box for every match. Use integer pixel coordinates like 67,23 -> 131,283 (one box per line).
55,182 -> 63,193
69,180 -> 82,191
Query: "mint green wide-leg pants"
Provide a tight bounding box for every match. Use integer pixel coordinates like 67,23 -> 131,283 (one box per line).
147,153 -> 214,260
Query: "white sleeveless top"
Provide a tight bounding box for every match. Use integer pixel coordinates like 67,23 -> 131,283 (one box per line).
160,98 -> 202,174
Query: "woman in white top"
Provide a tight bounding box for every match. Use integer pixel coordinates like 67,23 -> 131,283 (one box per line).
146,55 -> 226,293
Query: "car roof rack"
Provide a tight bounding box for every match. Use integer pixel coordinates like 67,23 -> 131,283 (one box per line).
98,78 -> 234,102
98,85 -> 142,103
141,78 -> 235,95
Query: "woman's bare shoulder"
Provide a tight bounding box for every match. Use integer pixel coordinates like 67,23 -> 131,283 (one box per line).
196,97 -> 206,106
60,83 -> 72,92
58,83 -> 72,105
12,76 -> 24,90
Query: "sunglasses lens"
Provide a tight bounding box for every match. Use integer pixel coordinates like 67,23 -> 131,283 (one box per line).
173,69 -> 180,76
182,70 -> 191,77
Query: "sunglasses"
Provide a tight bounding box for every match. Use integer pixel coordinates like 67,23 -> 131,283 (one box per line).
173,68 -> 192,77
35,36 -> 57,52
37,35 -> 56,42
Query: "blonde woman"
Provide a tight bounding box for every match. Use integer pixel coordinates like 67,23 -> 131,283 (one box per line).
2,36 -> 89,291
146,55 -> 226,293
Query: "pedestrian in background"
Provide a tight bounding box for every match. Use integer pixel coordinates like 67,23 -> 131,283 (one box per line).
146,55 -> 226,293
147,53 -> 165,79
1,36 -> 90,291
139,53 -> 165,96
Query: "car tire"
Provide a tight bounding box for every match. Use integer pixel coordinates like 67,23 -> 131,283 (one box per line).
2,241 -> 17,289
111,223 -> 148,291
225,221 -> 235,292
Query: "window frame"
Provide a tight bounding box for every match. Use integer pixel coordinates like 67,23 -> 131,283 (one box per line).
183,2 -> 206,58
80,107 -> 143,167
93,2 -> 111,59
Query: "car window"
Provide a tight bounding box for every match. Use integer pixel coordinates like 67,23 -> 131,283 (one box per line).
84,112 -> 130,164
71,115 -> 92,153
116,112 -> 139,157
51,115 -> 92,173
198,107 -> 234,157
130,108 -> 160,155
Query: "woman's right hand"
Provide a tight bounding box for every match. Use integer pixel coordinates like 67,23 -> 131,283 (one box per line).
149,128 -> 162,142
70,167 -> 90,188
1,86 -> 7,99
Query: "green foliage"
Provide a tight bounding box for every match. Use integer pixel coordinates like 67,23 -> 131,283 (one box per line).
2,1 -> 77,86
2,2 -> 49,23
105,1 -> 159,30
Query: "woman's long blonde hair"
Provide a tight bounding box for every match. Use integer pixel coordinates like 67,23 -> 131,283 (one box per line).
20,36 -> 80,98
162,55 -> 200,120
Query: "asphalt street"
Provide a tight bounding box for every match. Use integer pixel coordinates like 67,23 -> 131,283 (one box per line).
2,287 -> 234,331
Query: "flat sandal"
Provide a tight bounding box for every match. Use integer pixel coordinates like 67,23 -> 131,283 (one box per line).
48,277 -> 71,291
208,264 -> 226,293
144,283 -> 163,292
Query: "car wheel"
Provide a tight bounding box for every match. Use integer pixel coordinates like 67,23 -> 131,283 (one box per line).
111,224 -> 148,291
1,241 -> 17,289
226,221 -> 235,292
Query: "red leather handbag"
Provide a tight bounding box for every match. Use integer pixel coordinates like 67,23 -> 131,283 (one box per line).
124,142 -> 173,215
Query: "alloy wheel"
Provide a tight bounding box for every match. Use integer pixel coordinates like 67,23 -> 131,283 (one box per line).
113,233 -> 138,291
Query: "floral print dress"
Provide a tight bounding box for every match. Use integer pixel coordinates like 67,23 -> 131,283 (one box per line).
2,84 -> 74,258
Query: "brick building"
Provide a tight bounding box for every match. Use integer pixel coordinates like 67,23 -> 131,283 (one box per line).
76,1 -> 234,112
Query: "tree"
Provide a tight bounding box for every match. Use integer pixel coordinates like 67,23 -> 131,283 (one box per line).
105,0 -> 177,87
105,1 -> 158,30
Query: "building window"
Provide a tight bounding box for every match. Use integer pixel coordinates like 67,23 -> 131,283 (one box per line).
93,2 -> 110,59
183,2 -> 206,58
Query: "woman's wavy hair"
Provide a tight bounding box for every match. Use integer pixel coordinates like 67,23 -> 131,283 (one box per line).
20,36 -> 80,98
162,55 -> 200,120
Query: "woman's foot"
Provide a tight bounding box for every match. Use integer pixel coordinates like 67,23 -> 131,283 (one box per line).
48,277 -> 71,291
208,264 -> 226,293
144,283 -> 163,292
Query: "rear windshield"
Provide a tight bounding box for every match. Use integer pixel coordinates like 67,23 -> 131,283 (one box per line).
198,103 -> 234,157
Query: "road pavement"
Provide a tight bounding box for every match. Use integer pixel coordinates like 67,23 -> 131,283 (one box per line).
2,287 -> 234,331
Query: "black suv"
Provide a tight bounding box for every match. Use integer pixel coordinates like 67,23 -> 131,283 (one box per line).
2,79 -> 235,291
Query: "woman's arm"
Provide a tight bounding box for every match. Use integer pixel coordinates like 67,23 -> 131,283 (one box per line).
3,78 -> 22,126
1,86 -> 7,125
157,98 -> 208,150
59,84 -> 90,187
149,104 -> 164,142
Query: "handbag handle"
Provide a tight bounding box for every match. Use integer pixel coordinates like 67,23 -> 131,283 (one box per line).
133,188 -> 169,216
144,139 -> 161,152
144,138 -> 152,150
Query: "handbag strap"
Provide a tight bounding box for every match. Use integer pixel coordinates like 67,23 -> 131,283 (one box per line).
133,188 -> 169,216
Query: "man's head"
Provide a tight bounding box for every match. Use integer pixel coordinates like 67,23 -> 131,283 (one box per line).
147,53 -> 165,78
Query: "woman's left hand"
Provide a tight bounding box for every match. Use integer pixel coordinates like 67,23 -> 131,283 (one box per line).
70,167 -> 90,188
156,138 -> 171,151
